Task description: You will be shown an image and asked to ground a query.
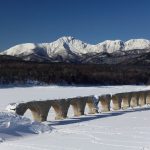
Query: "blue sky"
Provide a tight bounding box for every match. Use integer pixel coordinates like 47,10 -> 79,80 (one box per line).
0,0 -> 150,51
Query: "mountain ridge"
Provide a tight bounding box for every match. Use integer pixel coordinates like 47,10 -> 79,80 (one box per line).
1,36 -> 150,64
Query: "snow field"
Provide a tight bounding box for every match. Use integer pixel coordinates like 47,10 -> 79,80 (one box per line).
1,85 -> 150,150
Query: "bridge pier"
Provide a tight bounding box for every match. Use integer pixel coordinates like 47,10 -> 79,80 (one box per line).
138,92 -> 146,106
111,94 -> 121,110
99,95 -> 111,112
146,91 -> 150,105
70,97 -> 87,116
50,99 -> 70,120
86,96 -> 98,114
130,92 -> 139,108
121,93 -> 130,109
28,101 -> 50,122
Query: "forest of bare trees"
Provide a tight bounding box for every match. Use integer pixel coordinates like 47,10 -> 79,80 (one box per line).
0,59 -> 150,85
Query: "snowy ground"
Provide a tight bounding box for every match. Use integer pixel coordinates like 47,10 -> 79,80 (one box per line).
0,112 -> 52,141
1,85 -> 150,150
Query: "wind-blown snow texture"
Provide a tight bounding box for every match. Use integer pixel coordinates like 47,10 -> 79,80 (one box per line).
1,37 -> 150,63
0,112 -> 52,142
1,86 -> 150,150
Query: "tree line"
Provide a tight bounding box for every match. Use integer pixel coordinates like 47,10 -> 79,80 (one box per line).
0,60 -> 150,85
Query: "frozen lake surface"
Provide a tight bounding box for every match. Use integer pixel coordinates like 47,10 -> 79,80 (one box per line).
1,85 -> 150,150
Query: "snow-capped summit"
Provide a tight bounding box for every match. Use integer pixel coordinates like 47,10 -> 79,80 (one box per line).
41,36 -> 96,55
125,39 -> 150,50
2,43 -> 37,56
1,36 -> 150,64
97,40 -> 124,53
57,36 -> 76,43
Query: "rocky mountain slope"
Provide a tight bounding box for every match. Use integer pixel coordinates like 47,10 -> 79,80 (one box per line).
1,36 -> 150,64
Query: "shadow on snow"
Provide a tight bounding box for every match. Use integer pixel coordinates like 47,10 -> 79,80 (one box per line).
48,107 -> 150,126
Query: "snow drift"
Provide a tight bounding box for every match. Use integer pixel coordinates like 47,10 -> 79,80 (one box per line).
0,112 -> 52,142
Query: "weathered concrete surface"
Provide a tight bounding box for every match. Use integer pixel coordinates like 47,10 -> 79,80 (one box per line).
15,103 -> 28,116
130,92 -> 139,108
27,101 -> 50,122
99,95 -> 111,112
138,91 -> 146,106
111,94 -> 121,110
50,99 -> 70,120
86,96 -> 98,114
121,93 -> 130,109
146,91 -> 150,104
70,97 -> 87,116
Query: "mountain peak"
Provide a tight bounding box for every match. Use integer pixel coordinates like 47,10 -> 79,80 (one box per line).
1,37 -> 150,64
57,36 -> 76,43
125,39 -> 150,50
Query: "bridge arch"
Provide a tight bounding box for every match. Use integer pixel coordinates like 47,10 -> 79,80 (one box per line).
70,97 -> 87,116
85,96 -> 98,114
98,94 -> 111,112
130,92 -> 139,108
146,91 -> 150,105
111,94 -> 122,110
49,99 -> 70,120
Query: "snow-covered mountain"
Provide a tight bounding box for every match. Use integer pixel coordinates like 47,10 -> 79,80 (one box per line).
1,36 -> 150,64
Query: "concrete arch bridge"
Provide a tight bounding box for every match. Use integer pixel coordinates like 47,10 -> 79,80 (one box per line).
8,90 -> 150,122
